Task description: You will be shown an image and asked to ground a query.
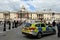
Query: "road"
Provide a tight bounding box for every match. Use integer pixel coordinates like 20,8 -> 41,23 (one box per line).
0,24 -> 60,40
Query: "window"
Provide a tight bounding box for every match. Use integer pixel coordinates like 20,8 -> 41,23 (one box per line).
35,24 -> 40,27
25,23 -> 31,27
41,24 -> 45,27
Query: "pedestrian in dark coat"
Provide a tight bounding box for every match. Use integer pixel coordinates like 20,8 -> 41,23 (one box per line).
15,20 -> 18,28
52,20 -> 56,29
48,22 -> 52,27
12,21 -> 14,28
57,22 -> 60,37
12,20 -> 15,28
14,20 -> 16,28
3,20 -> 6,31
17,21 -> 18,27
8,20 -> 11,30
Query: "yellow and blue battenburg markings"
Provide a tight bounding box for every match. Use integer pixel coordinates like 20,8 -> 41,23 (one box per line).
30,23 -> 53,33
30,23 -> 47,33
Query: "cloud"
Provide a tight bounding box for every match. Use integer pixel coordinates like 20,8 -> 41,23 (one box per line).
23,0 -> 60,12
0,0 -> 60,12
21,0 -> 33,1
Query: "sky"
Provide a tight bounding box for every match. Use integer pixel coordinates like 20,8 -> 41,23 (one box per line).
0,0 -> 60,12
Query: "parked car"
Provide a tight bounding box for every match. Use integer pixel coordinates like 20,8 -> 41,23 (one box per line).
21,22 -> 56,38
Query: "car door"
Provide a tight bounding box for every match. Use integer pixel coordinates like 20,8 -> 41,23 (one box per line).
35,24 -> 42,32
48,27 -> 53,33
41,23 -> 46,33
46,25 -> 51,33
46,25 -> 53,34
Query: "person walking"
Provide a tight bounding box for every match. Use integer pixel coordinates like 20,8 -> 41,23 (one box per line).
57,22 -> 60,37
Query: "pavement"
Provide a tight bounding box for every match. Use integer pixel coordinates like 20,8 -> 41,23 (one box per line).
0,24 -> 60,40
0,23 -> 13,33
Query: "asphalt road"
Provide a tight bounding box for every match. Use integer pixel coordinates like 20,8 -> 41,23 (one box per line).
0,24 -> 60,40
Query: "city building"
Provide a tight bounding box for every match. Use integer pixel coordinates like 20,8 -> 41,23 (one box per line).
0,11 -> 17,21
0,6 -> 60,22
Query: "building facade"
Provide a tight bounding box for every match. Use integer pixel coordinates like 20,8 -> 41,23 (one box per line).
0,7 -> 60,22
0,12 -> 17,21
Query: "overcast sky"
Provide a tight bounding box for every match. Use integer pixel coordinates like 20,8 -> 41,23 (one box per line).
0,0 -> 60,12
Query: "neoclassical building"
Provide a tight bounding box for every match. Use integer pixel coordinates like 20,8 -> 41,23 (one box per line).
0,6 -> 60,22
17,7 -> 60,22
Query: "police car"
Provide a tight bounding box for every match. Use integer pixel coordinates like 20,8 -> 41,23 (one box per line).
22,22 -> 56,38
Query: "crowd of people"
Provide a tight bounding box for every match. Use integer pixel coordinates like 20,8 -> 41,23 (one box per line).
3,20 -> 21,31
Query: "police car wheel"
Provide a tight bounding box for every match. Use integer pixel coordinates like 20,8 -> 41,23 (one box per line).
37,33 -> 42,39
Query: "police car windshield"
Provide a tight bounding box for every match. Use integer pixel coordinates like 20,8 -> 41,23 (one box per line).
41,24 -> 45,27
35,24 -> 40,27
25,23 -> 31,27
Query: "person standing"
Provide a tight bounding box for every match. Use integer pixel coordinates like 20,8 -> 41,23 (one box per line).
57,22 -> 60,37
3,20 -> 6,31
15,20 -> 18,28
8,20 -> 11,30
15,20 -> 17,28
12,20 -> 15,28
52,20 -> 56,29
48,22 -> 52,27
